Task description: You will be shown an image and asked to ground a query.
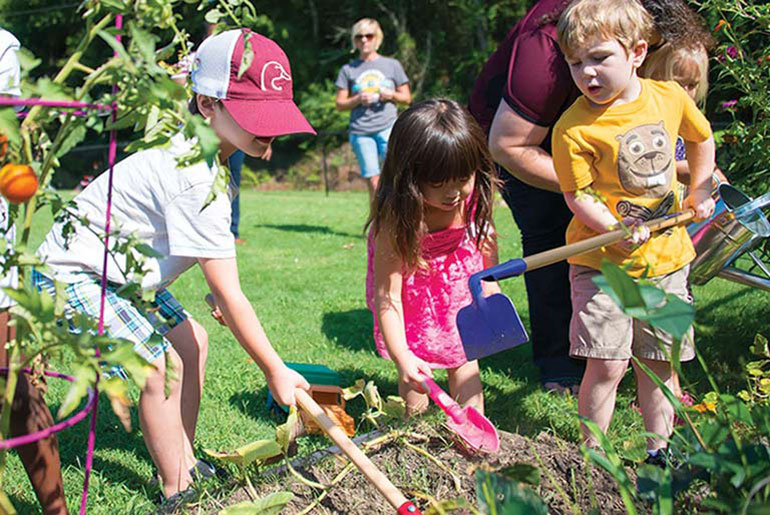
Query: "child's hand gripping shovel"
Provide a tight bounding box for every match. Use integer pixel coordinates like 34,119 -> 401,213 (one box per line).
294,389 -> 422,515
418,373 -> 499,454
457,210 -> 696,360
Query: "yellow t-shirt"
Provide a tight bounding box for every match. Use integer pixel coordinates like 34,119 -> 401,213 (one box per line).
552,79 -> 712,277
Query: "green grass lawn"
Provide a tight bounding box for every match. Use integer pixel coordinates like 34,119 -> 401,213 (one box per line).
5,189 -> 769,513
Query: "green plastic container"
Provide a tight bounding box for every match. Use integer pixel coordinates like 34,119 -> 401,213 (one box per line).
266,362 -> 342,414
285,362 -> 342,386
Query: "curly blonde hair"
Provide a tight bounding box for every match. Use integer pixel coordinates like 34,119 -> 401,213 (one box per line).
557,0 -> 654,58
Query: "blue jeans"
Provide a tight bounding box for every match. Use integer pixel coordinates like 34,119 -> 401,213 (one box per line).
499,168 -> 585,384
228,150 -> 246,238
350,126 -> 392,178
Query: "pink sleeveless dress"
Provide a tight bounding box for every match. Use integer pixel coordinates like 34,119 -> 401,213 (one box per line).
365,224 -> 484,368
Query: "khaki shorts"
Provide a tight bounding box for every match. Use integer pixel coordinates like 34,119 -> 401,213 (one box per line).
569,264 -> 695,362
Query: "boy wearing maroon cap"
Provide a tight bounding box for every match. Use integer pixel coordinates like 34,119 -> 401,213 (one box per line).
34,29 -> 314,502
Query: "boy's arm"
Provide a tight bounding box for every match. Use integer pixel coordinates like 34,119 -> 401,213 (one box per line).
683,136 -> 717,221
564,190 -> 650,248
197,256 -> 310,405
372,231 -> 432,389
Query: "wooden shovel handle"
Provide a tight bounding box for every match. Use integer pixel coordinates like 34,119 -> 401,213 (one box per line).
294,389 -> 421,514
523,210 -> 695,272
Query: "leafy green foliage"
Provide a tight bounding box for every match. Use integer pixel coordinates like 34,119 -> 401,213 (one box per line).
588,262 -> 770,513
697,1 -> 770,195
475,467 -> 549,515
219,491 -> 294,515
594,260 -> 695,342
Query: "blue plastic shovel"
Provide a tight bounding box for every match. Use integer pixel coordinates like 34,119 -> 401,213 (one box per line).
456,210 -> 695,361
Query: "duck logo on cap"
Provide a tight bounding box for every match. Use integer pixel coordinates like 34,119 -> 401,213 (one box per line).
260,61 -> 291,91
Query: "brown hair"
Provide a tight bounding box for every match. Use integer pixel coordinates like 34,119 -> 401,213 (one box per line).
638,0 -> 715,51
365,98 -> 498,270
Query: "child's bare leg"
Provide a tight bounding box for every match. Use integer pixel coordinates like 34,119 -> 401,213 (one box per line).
577,358 -> 628,446
367,175 -> 380,203
165,319 -> 209,445
633,358 -> 674,452
398,381 -> 429,418
448,360 -> 484,415
138,348 -> 195,498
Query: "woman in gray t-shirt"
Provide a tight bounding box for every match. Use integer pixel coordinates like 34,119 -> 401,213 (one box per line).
335,18 -> 411,201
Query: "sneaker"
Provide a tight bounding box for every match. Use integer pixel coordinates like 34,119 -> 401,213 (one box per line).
150,459 -> 227,489
190,459 -> 227,481
158,487 -> 196,508
644,448 -> 678,469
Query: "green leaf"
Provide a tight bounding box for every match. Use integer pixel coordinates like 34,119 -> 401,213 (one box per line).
134,243 -> 163,258
16,48 -> 41,72
205,439 -> 281,467
363,381 -> 382,412
579,417 -> 637,496
642,294 -> 694,342
238,439 -> 282,465
128,24 -> 156,64
342,379 -> 365,400
31,78 -> 73,101
58,365 -> 97,418
721,395 -> 752,425
750,334 -> 769,357
381,395 -> 406,420
499,463 -> 541,486
204,9 -> 223,24
636,464 -> 674,513
237,31 -> 255,80
475,468 -> 549,515
219,492 -> 293,515
276,405 -> 299,453
632,358 -> 683,413
0,108 -> 21,148
596,260 -> 646,311
55,124 -> 87,159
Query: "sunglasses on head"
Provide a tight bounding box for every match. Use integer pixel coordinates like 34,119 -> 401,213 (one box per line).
354,33 -> 375,40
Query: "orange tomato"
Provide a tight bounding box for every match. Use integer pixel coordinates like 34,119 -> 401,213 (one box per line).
0,133 -> 7,161
0,163 -> 38,204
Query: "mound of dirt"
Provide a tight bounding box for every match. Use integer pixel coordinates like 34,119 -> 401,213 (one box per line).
204,422 -> 640,514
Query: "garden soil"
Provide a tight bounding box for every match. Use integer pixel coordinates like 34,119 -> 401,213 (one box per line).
182,421 -> 642,515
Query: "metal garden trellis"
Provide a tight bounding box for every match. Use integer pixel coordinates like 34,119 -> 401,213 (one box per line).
0,15 -> 123,514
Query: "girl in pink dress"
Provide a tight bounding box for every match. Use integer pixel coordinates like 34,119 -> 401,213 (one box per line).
365,98 -> 500,416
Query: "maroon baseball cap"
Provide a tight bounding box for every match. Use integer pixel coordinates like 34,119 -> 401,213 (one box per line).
191,29 -> 315,137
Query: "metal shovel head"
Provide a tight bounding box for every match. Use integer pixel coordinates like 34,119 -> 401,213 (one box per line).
446,405 -> 500,454
457,293 -> 529,361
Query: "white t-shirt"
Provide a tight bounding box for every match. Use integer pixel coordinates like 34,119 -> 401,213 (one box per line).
38,134 -> 236,290
0,28 -> 20,309
0,29 -> 21,97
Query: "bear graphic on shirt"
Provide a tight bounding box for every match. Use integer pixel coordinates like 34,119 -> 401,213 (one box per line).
616,121 -> 673,198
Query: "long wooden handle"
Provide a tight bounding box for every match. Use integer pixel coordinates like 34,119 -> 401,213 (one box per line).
524,210 -> 696,272
295,389 -> 420,513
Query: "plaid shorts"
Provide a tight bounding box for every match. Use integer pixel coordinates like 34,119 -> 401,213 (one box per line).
32,270 -> 189,378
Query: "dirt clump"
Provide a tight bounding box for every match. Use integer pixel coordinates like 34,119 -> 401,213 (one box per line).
203,422 -> 639,514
